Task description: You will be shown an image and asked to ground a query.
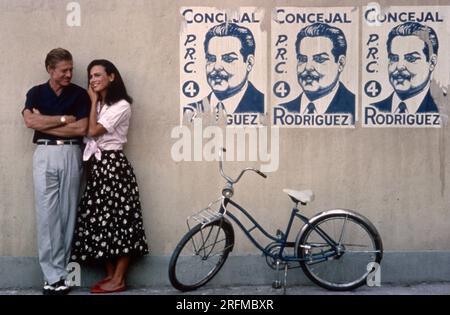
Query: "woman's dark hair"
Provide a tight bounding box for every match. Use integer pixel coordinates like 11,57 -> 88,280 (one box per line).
87,59 -> 133,105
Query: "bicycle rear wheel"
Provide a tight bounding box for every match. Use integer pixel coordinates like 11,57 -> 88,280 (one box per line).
296,210 -> 383,291
168,219 -> 234,292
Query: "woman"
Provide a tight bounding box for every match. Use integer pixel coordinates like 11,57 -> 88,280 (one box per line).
71,60 -> 149,293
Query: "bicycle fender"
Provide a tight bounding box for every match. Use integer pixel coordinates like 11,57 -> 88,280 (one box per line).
294,209 -> 383,257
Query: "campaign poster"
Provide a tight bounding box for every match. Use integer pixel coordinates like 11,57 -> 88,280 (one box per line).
362,6 -> 450,128
180,7 -> 267,126
271,7 -> 359,128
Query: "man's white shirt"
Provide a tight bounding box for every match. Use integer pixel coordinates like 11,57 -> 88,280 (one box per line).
299,82 -> 340,114
392,83 -> 430,114
210,81 -> 248,115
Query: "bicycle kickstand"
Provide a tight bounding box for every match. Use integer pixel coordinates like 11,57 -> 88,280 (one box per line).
272,260 -> 282,290
283,263 -> 288,295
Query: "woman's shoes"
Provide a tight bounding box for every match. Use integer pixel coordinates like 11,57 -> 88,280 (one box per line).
90,284 -> 126,294
90,278 -> 126,294
90,277 -> 112,291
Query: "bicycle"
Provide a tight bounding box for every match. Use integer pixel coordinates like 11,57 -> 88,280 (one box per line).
168,148 -> 383,292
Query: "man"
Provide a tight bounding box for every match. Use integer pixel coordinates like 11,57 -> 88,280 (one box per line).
280,23 -> 355,120
22,48 -> 90,295
184,22 -> 264,122
371,22 -> 438,114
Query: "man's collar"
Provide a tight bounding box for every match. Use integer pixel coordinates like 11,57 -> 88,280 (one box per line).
392,83 -> 430,114
300,82 -> 340,114
47,80 -> 69,96
210,81 -> 249,114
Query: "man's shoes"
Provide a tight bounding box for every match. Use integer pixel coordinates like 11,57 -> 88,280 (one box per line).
42,281 -> 55,295
42,279 -> 71,295
54,279 -> 71,295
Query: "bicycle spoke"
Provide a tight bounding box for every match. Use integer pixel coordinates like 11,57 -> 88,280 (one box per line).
298,213 -> 382,290
193,237 -> 227,256
169,220 -> 234,291
196,245 -> 232,265
199,226 -> 218,257
343,250 -> 381,254
338,214 -> 348,245
207,244 -> 234,258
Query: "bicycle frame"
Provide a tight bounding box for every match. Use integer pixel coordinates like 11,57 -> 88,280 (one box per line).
208,148 -> 342,265
219,197 -> 340,265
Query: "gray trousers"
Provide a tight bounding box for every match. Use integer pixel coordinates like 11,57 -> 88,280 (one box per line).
33,144 -> 82,284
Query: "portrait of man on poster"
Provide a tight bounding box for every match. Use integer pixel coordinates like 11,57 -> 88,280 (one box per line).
183,22 -> 264,123
280,22 -> 355,120
370,21 -> 439,114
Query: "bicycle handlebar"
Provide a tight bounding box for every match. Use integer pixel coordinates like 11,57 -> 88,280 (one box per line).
255,169 -> 267,179
219,148 -> 267,184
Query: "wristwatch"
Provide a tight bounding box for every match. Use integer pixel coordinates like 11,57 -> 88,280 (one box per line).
60,115 -> 67,124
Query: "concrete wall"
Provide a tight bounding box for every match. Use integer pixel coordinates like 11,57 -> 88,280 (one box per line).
1,0 -> 450,288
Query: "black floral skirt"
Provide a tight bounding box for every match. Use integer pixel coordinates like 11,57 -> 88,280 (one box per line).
71,150 -> 149,262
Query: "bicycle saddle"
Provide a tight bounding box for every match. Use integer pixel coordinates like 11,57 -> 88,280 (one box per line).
283,189 -> 315,205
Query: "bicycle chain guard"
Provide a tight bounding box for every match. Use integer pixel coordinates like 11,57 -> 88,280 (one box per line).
264,242 -> 285,270
264,242 -> 299,270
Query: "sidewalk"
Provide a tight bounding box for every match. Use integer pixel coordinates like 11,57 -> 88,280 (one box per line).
1,282 -> 450,295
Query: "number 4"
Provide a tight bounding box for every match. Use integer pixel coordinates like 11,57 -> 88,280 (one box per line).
365,80 -> 381,98
274,81 -> 290,98
183,81 -> 199,98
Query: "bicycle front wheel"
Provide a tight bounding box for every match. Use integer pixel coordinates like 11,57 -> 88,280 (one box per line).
296,210 -> 383,291
168,219 -> 234,292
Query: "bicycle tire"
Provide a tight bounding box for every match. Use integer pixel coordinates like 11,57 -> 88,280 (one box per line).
296,210 -> 383,291
168,218 -> 234,292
